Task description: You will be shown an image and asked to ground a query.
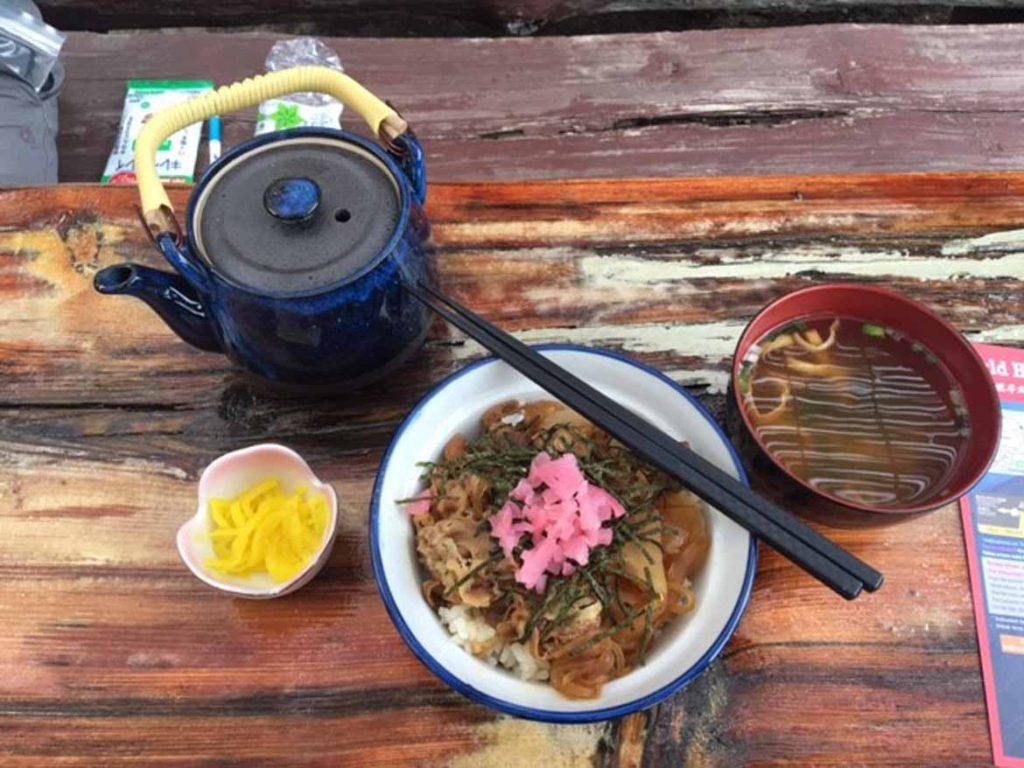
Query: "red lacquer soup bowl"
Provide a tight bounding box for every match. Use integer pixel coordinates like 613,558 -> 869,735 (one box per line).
729,284 -> 1001,514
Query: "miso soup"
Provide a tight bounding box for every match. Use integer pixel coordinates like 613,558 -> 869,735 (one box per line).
738,316 -> 970,509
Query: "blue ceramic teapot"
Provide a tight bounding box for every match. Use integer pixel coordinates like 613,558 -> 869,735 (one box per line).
94,68 -> 432,389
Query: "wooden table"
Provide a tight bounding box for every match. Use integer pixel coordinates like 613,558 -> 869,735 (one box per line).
56,25 -> 1024,184
30,0 -> 997,35
2,173 -> 1022,766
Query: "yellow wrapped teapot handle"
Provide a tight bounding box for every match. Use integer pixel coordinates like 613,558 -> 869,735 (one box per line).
136,66 -> 408,236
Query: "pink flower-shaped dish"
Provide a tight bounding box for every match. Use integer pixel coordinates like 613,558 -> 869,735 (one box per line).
176,443 -> 339,598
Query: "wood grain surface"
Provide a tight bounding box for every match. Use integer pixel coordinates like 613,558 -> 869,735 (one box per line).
33,0 -> 1024,35
2,173 -> 1023,766
57,25 -> 1024,183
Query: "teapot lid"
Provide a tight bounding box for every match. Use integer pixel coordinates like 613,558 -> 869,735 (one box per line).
191,134 -> 402,295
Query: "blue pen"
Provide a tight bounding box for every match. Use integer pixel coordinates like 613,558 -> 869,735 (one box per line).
209,116 -> 222,164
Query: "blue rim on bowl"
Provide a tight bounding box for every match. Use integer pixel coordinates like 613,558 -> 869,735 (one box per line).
369,344 -> 758,723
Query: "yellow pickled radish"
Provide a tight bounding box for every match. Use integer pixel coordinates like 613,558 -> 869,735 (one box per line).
205,478 -> 330,583
209,499 -> 232,528
266,538 -> 305,583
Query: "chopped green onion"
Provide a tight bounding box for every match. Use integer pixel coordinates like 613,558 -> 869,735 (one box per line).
738,366 -> 752,395
862,323 -> 886,338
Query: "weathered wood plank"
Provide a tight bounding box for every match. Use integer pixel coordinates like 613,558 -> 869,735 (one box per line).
31,0 -> 1024,34
2,174 -> 1021,765
56,25 -> 1024,183
3,175 -> 1022,406
0,716 -> 609,768
0,449 -> 991,765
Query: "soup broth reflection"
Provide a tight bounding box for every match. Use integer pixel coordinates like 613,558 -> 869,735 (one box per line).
740,317 -> 970,509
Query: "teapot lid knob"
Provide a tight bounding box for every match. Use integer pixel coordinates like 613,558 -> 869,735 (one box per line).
263,177 -> 321,222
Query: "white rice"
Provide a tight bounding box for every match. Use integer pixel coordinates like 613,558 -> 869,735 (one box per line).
438,604 -> 496,649
437,605 -> 549,682
497,641 -> 549,682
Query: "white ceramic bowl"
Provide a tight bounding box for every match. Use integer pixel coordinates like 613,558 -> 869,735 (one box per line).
370,345 -> 757,722
177,443 -> 339,598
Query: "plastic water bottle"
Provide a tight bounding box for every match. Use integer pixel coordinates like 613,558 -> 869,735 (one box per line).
0,0 -> 63,184
0,0 -> 64,90
255,38 -> 345,136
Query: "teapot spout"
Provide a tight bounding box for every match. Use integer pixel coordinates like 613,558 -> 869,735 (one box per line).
94,263 -> 223,354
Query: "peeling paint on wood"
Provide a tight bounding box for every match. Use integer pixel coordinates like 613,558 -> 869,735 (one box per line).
580,246 -> 1024,282
941,226 -> 1024,255
444,320 -> 743,391
973,324 -> 1024,343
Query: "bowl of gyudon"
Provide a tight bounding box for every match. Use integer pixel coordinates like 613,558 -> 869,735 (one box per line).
370,345 -> 756,722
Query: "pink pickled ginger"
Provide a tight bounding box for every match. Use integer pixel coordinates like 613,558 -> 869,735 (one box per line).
405,489 -> 433,516
488,451 -> 625,592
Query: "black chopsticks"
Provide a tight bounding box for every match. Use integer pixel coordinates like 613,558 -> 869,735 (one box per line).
405,279 -> 884,600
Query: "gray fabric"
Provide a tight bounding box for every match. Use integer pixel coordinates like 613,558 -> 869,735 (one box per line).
0,58 -> 61,186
